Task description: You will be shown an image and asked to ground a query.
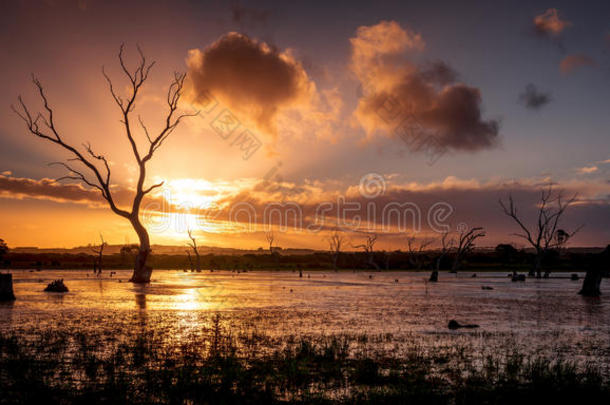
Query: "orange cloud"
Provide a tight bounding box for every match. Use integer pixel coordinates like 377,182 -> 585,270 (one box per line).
350,21 -> 499,151
186,32 -> 315,137
533,8 -> 571,37
560,54 -> 597,74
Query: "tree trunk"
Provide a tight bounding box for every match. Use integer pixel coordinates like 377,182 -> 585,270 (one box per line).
129,217 -> 152,283
532,251 -> 542,278
450,256 -> 460,273
331,254 -> 338,271
579,269 -> 602,297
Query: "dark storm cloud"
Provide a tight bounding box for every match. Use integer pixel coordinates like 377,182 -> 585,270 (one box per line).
519,84 -> 552,110
352,21 -> 499,152
186,32 -> 313,135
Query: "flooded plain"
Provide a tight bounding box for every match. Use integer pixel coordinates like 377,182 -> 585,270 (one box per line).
2,269 -> 610,372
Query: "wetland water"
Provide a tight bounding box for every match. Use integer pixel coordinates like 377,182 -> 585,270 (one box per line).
2,269 -> 609,371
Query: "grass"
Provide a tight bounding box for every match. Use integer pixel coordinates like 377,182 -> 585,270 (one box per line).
1,315 -> 609,404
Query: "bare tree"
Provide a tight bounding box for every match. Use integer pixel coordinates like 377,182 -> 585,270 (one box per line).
186,229 -> 201,272
406,235 -> 433,270
451,226 -> 485,273
499,185 -> 581,278
355,234 -> 380,270
327,231 -> 346,271
185,250 -> 194,272
430,231 -> 453,282
91,234 -> 107,275
265,230 -> 275,254
12,45 -> 196,283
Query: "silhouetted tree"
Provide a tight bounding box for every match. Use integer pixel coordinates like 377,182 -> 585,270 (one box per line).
327,231 -> 346,271
187,229 -> 201,272
430,231 -> 453,281
265,230 -> 275,254
185,250 -> 194,272
91,234 -> 107,275
406,235 -> 433,270
499,185 -> 582,278
451,227 -> 485,273
355,234 -> 379,270
12,45 -> 196,283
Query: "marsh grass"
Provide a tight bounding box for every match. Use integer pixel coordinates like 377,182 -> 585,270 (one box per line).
1,318 -> 609,404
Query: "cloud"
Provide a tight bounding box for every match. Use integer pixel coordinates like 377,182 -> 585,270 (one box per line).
186,32 -> 315,136
0,173 -> 165,211
518,84 -> 552,110
0,174 -> 103,204
578,166 -> 598,174
533,8 -> 571,37
210,175 -> 610,247
560,54 -> 597,74
351,21 -> 499,152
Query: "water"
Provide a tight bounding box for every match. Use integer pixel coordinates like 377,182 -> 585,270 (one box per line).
2,269 -> 610,368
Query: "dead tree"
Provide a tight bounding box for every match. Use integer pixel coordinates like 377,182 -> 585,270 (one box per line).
430,231 -> 453,282
355,234 -> 380,271
187,229 -> 201,272
327,231 -> 346,271
91,234 -> 107,275
406,236 -> 433,270
266,230 -> 275,254
499,185 -> 581,278
185,250 -> 194,272
451,227 -> 486,273
12,45 -> 196,283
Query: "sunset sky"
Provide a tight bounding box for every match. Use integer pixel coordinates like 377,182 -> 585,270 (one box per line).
1,0 -> 609,250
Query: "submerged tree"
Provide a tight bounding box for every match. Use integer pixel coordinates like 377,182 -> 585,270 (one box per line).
406,235 -> 433,270
187,229 -> 201,272
327,231 -> 346,271
12,45 -> 196,283
430,231 -> 453,282
91,234 -> 107,275
499,185 -> 581,278
451,226 -> 486,273
355,234 -> 379,270
265,230 -> 275,254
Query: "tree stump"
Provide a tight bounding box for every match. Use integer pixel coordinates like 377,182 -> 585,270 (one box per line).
0,273 -> 16,301
579,269 -> 602,297
429,271 -> 438,282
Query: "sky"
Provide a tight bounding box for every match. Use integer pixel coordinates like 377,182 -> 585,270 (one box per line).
0,0 -> 609,250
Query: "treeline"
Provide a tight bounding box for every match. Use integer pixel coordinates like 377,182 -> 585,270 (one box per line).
2,244 -> 607,272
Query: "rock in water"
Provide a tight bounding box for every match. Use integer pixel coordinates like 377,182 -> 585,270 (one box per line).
0,273 -> 16,301
448,319 -> 479,329
44,279 -> 69,293
511,274 -> 526,282
570,273 -> 579,281
481,286 -> 493,290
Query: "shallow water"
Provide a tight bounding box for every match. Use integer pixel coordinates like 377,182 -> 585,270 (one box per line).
2,269 -> 610,368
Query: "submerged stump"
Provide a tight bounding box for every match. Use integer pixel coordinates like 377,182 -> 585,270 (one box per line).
448,319 -> 479,329
44,279 -> 69,293
579,269 -> 602,297
0,273 -> 16,301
